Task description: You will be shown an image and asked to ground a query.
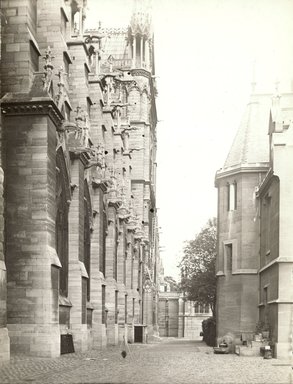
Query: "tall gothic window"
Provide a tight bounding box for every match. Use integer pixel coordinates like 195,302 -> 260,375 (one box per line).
123,232 -> 127,285
100,204 -> 107,276
102,285 -> 106,324
84,180 -> 92,301
55,148 -> 70,296
113,223 -> 118,280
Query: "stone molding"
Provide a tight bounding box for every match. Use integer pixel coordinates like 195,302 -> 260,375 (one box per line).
1,100 -> 63,128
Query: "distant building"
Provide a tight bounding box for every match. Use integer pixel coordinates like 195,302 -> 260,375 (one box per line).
215,88 -> 293,359
0,0 -> 160,361
158,290 -> 211,339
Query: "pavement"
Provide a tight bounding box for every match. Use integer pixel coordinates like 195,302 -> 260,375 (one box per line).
0,338 -> 292,384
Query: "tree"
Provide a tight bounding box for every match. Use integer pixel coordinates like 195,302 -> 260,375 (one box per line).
179,218 -> 217,316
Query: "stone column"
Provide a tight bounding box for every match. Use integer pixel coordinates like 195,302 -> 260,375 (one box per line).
178,297 -> 185,338
105,204 -> 118,345
132,35 -> 137,68
91,181 -> 107,348
117,221 -> 127,343
145,39 -> 150,70
140,36 -> 143,68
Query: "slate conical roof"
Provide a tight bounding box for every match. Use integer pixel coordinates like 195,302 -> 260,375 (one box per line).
219,93 -> 271,176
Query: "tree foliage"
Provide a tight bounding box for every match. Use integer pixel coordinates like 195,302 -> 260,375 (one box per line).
179,218 -> 217,316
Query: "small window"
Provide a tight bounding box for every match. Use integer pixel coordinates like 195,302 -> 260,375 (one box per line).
60,7 -> 68,38
81,277 -> 87,324
102,285 -> 106,324
115,290 -> 118,324
263,286 -> 268,305
63,52 -> 70,76
132,298 -> 135,320
227,182 -> 237,211
64,101 -> 71,121
225,243 -> 233,273
125,295 -> 128,323
84,64 -> 89,85
86,97 -> 92,119
30,41 -> 39,72
102,125 -> 106,142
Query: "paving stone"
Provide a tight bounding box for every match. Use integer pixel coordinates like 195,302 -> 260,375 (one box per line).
0,338 -> 291,384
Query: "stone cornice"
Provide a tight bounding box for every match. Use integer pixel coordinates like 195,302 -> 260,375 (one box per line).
259,257 -> 293,274
131,179 -> 151,185
215,163 -> 270,184
1,100 -> 64,128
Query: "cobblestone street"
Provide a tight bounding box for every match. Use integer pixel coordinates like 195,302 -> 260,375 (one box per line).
0,338 -> 292,384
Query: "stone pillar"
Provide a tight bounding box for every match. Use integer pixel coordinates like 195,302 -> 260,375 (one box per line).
140,36 -> 143,68
117,221 -> 127,343
178,297 -> 184,338
145,40 -> 150,70
90,181 -> 107,348
3,109 -> 62,358
132,35 -> 137,68
105,204 -> 118,345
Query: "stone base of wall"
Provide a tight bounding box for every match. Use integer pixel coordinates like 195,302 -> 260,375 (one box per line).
274,342 -> 293,360
127,324 -> 134,343
107,324 -> 118,345
101,324 -> 107,347
0,327 -> 10,361
118,324 -> 126,343
8,324 -> 59,357
147,325 -> 161,343
71,324 -> 88,353
184,314 -> 210,340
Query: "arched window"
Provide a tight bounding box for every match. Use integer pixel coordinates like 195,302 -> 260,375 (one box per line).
56,148 -> 70,296
113,222 -> 118,280
227,181 -> 237,211
84,180 -> 92,301
100,203 -> 107,276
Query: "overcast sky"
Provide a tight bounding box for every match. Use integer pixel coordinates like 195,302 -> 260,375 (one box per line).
86,0 -> 293,280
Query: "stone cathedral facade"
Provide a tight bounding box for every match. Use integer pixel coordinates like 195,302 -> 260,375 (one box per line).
0,0 -> 161,361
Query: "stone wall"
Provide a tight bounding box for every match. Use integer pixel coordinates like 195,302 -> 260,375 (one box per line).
0,1 -> 160,360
